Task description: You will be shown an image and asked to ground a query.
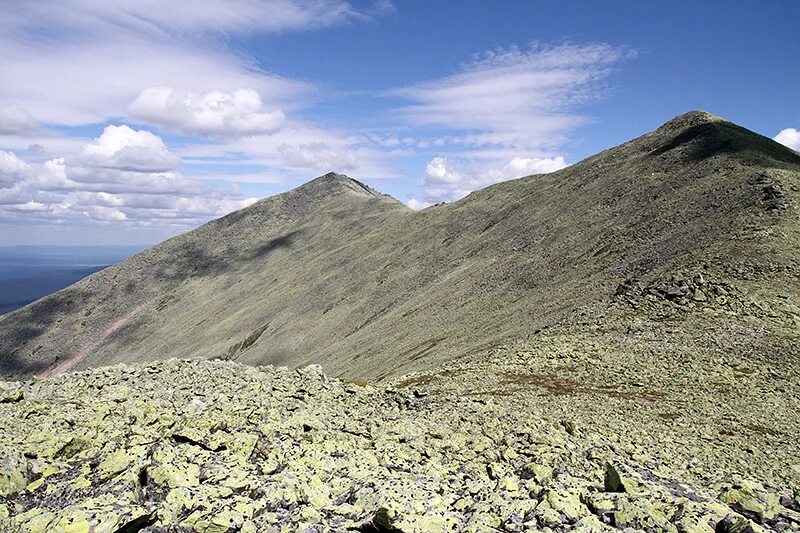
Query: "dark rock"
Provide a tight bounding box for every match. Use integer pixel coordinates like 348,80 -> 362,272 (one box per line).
604,462 -> 627,493
762,185 -> 785,210
665,284 -> 690,300
715,514 -> 757,533
359,508 -> 404,532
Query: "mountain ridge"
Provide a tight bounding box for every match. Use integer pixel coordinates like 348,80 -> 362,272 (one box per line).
0,110 -> 798,381
2,111 -> 799,533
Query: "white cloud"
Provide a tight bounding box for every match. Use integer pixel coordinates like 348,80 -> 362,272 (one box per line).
395,43 -> 633,154
0,150 -> 31,184
1,1 -> 385,37
502,156 -> 567,177
94,192 -> 125,207
395,43 -> 624,204
0,128 -> 258,228
774,128 -> 800,151
408,154 -> 568,205
406,198 -> 432,211
0,39 -> 304,127
76,125 -> 180,172
129,87 -> 286,137
0,104 -> 41,135
9,201 -> 50,212
176,118 -> 396,183
278,142 -> 358,171
0,1 -> 387,126
424,157 -> 462,185
85,206 -> 128,222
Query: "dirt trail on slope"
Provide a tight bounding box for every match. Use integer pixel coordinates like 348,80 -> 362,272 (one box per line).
38,304 -> 145,378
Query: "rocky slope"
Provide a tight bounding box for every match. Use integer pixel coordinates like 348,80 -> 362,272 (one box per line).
1,358 -> 798,532
1,111 -> 798,382
1,110 -> 799,531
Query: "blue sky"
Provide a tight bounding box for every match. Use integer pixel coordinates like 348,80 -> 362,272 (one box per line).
0,0 -> 799,245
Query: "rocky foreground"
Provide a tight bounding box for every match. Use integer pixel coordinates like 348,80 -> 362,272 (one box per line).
0,356 -> 798,532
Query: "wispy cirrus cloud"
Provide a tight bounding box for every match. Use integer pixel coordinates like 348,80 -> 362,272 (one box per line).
0,104 -> 42,136
0,0 -> 388,127
396,43 -> 634,206
0,0 -> 390,38
395,42 -> 634,152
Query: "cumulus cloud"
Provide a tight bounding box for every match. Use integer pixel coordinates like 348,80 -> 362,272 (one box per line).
0,104 -> 41,135
0,150 -> 31,183
0,127 -> 258,228
424,157 -> 463,185
84,206 -> 128,222
502,156 -> 567,177
406,198 -> 432,211
129,87 -> 286,137
407,154 -> 568,206
76,125 -> 180,172
774,128 -> 800,151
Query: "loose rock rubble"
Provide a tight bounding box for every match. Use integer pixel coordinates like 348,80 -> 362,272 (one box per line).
614,272 -> 755,316
1,357 -> 798,532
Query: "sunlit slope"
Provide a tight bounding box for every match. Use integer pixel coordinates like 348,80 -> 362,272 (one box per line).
1,111 -> 798,380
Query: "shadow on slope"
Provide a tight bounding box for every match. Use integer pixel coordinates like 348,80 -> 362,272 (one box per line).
153,230 -> 304,282
652,121 -> 800,166
0,288 -> 90,377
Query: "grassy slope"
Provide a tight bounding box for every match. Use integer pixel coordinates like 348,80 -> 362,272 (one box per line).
0,111 -> 798,381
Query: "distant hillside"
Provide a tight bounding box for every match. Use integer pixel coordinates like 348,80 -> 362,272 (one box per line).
0,246 -> 143,315
1,111 -> 798,380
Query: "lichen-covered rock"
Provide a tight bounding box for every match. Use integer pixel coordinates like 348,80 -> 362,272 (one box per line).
0,447 -> 27,498
612,497 -> 676,531
0,358 -> 797,532
535,489 -> 588,526
719,480 -> 782,523
0,382 -> 23,404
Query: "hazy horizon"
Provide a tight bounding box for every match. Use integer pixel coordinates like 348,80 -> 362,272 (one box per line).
0,245 -> 144,315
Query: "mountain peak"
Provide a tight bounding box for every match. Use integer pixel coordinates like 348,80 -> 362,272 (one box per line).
646,110 -> 800,166
291,172 -> 403,205
234,172 -> 406,222
306,172 -> 365,192
314,171 -> 354,184
657,110 -> 726,132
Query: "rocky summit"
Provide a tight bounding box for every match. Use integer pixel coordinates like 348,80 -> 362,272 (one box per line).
0,358 -> 798,533
0,111 -> 799,532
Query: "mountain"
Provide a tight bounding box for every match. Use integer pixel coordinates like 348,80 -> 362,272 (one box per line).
1,111 -> 799,532
1,111 -> 798,381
